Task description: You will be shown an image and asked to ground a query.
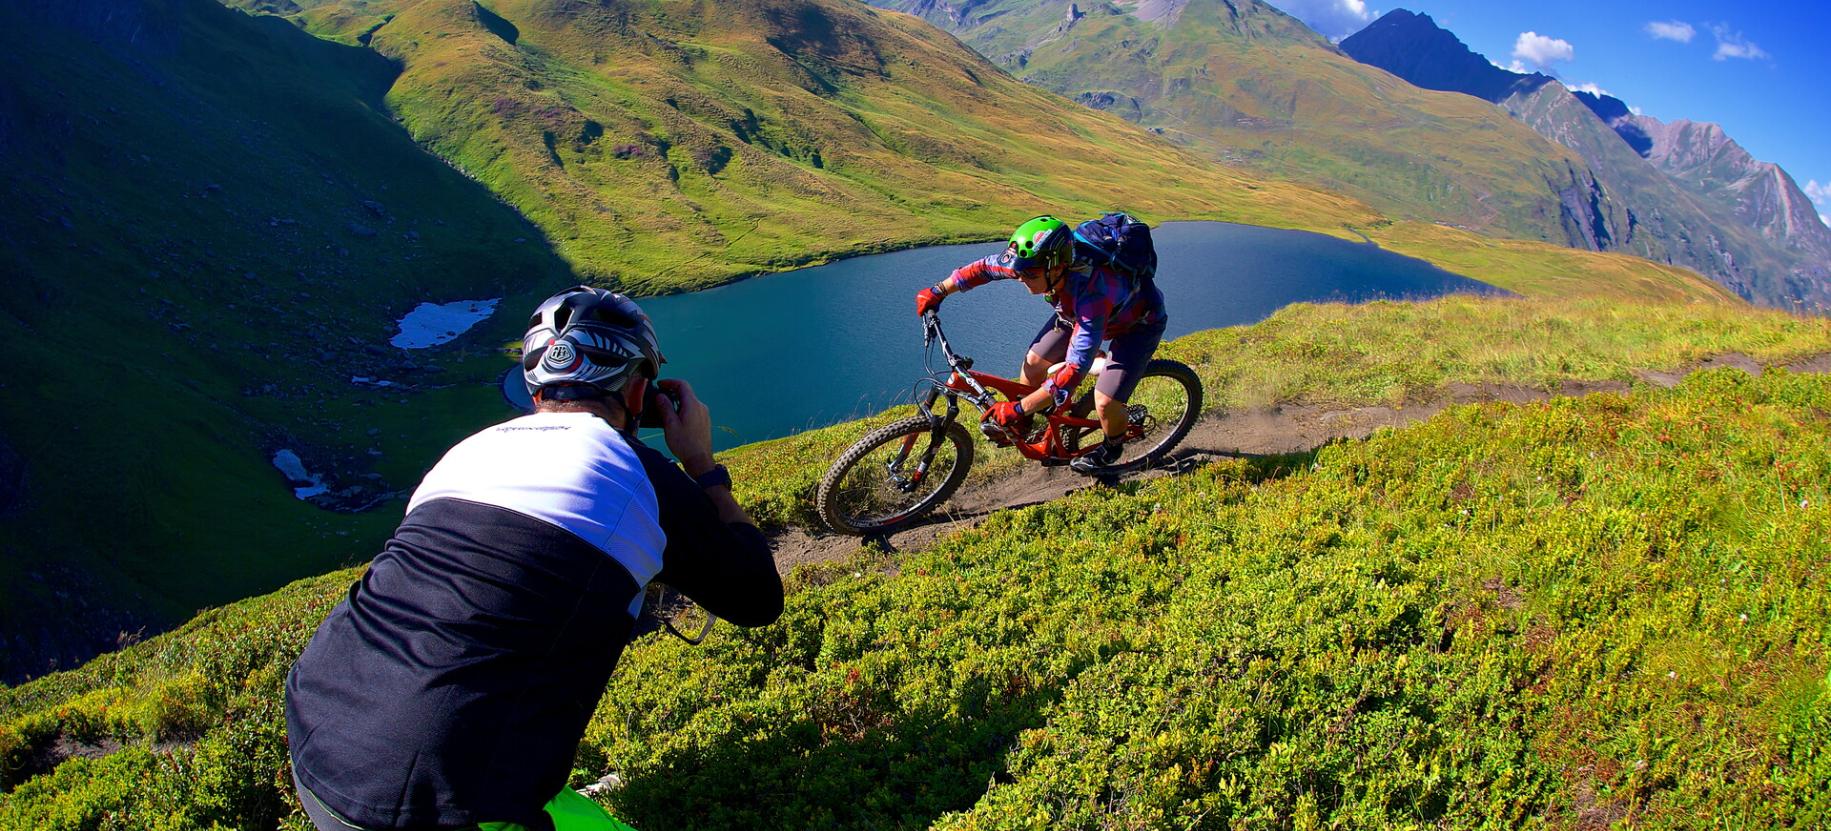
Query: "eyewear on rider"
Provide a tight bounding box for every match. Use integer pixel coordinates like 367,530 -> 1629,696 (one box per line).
1018,264 -> 1064,293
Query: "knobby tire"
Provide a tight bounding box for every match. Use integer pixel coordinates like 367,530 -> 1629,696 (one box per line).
817,416 -> 975,535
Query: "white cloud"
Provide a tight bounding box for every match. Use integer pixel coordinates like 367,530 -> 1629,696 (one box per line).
1262,0 -> 1376,40
1711,24 -> 1769,61
1570,82 -> 1611,98
1822,214 -> 1831,229
1507,59 -> 1533,74
1807,180 -> 1831,206
1629,105 -> 1644,116
1513,31 -> 1575,70
1645,21 -> 1696,43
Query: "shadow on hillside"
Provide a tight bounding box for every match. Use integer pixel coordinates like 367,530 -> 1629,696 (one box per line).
473,1 -> 520,45
612,687 -> 1061,831
837,446 -> 1323,558
0,0 -> 582,684
1171,446 -> 1320,484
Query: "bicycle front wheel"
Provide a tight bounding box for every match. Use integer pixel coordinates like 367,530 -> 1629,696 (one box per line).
816,416 -> 975,535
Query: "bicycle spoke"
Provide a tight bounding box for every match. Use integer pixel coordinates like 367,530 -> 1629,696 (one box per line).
821,421 -> 970,531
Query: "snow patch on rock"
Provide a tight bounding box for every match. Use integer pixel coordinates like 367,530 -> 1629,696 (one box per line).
272,449 -> 329,499
391,298 -> 500,349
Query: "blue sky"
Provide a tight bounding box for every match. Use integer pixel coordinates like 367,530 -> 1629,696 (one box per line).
1265,1 -> 1831,226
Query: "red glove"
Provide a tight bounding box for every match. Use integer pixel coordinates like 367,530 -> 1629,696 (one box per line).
984,400 -> 1027,432
915,285 -> 946,316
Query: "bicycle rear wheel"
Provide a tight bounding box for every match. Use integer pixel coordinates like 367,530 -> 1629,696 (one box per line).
817,416 -> 975,535
1107,359 -> 1203,473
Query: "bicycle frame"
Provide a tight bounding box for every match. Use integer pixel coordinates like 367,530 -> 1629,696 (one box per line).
915,312 -> 1135,463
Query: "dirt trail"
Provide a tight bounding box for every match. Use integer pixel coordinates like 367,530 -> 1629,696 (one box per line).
767,353 -> 1831,571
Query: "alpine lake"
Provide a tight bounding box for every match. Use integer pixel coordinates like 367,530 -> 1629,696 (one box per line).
489,221 -> 1503,450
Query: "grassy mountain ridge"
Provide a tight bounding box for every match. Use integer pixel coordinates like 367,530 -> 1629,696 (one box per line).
3,295 -> 1829,827
864,0 -> 1626,255
226,0 -> 1367,292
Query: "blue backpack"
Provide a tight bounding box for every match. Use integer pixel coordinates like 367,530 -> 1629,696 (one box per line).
1072,212 -> 1157,283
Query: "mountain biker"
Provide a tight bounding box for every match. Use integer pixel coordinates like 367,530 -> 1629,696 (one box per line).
285,286 -> 784,831
915,215 -> 1168,474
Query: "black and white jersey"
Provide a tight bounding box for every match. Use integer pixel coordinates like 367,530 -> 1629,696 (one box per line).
285,412 -> 780,830
407,412 -> 667,618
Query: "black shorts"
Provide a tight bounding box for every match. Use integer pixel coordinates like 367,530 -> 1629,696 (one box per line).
1027,315 -> 1166,403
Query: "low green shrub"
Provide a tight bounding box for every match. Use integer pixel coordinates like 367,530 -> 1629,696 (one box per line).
3,310 -> 1829,828
593,369 -> 1831,828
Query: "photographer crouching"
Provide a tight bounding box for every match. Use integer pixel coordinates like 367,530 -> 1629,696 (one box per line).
285,286 -> 782,831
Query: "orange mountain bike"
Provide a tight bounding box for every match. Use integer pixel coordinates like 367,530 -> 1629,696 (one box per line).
816,310 -> 1202,535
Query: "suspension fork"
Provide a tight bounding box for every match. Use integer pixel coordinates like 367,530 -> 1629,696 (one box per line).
892,387 -> 959,488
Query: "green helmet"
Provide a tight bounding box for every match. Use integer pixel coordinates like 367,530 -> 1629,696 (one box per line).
1006,215 -> 1074,272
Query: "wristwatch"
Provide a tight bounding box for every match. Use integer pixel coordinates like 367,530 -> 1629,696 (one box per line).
692,463 -> 732,491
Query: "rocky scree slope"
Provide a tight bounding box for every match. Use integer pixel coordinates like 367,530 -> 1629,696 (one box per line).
1574,88 -> 1830,262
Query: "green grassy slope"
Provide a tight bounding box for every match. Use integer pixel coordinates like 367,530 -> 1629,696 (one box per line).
866,0 -> 1608,249
227,0 -> 1735,300
0,0 -> 576,679
4,317 -> 1828,826
220,0 -> 1359,292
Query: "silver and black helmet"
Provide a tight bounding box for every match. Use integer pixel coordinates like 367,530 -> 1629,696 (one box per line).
521,286 -> 664,398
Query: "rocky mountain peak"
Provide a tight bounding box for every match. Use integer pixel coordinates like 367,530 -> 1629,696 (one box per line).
1339,9 -> 1552,104
1633,116 -> 1747,170
1571,90 -> 1653,156
1345,8 -> 1828,306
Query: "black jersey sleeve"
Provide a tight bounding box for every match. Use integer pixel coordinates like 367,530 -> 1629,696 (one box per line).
633,442 -> 784,627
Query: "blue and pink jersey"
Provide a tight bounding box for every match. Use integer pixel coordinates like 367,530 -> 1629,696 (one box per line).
941,249 -> 1166,403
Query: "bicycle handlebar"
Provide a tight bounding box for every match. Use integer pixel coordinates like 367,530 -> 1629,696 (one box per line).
922,311 -> 968,370
921,311 -> 993,407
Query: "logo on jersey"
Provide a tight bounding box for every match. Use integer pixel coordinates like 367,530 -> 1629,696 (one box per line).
543,339 -> 581,371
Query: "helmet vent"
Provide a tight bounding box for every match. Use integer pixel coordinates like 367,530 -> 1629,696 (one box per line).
590,307 -> 635,326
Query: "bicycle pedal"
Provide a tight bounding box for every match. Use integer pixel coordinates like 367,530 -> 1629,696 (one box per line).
978,422 -> 1015,446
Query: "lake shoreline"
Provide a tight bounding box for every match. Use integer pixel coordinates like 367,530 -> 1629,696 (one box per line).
616,219 -> 1398,299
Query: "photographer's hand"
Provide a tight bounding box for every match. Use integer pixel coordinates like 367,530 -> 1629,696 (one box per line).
654,379 -> 753,527
654,379 -> 713,472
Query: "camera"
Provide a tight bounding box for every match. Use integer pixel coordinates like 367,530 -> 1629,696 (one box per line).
638,382 -> 676,428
